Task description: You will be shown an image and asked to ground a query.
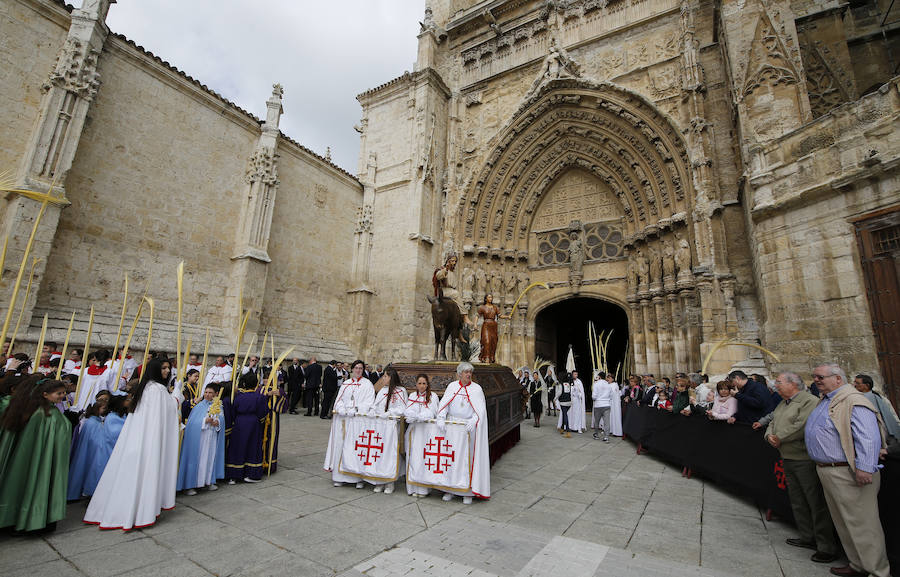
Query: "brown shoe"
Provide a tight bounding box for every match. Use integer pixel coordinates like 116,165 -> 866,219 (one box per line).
829,566 -> 867,577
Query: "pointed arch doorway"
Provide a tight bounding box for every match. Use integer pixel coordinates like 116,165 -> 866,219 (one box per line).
534,297 -> 629,420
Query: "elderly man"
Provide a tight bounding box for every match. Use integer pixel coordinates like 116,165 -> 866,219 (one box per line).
764,372 -> 838,563
805,364 -> 888,577
853,374 -> 900,443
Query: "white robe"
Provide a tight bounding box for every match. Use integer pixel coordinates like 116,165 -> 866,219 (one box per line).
62,359 -> 81,376
196,409 -> 221,487
368,386 -> 409,486
204,364 -> 233,386
323,377 -> 375,483
84,380 -> 183,530
608,381 -> 623,436
74,367 -> 114,411
436,380 -> 490,498
404,391 -> 439,495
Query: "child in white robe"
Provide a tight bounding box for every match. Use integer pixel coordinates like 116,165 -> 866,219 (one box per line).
177,384 -> 225,495
369,368 -> 408,494
404,373 -> 439,497
323,359 -> 375,489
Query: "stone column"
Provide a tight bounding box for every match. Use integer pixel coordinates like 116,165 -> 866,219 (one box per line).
0,0 -> 112,334
641,299 -> 659,376
681,289 -> 702,371
628,299 -> 645,374
669,293 -> 687,371
654,295 -> 674,377
348,153 -> 377,356
227,85 -> 283,336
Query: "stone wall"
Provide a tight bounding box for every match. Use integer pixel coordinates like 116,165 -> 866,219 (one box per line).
1,0 -> 362,359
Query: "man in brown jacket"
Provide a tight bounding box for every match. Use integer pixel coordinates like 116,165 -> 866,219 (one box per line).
764,372 -> 838,563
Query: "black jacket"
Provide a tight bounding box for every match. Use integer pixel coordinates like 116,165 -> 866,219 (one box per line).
287,364 -> 305,387
305,362 -> 323,389
322,365 -> 339,392
734,379 -> 772,423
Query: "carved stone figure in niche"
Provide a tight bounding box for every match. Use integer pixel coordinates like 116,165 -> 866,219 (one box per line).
474,268 -> 487,297
462,266 -> 475,299
516,271 -> 530,304
648,245 -> 662,285
506,270 -> 520,302
568,228 -> 584,292
497,271 -> 508,301
675,238 -> 692,278
477,294 -> 510,364
626,252 -> 637,292
637,248 -> 650,288
663,242 -> 676,279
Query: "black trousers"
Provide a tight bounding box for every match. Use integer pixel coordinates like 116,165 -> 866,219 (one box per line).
304,387 -> 320,415
288,382 -> 302,412
320,387 -> 337,417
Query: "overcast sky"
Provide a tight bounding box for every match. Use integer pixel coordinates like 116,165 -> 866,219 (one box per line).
93,0 -> 424,173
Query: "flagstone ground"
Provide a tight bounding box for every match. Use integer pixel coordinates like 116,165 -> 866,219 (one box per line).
0,414 -> 836,577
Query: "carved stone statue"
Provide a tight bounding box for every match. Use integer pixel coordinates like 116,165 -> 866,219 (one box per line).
663,241 -> 676,279
675,238 -> 692,277
637,248 -> 650,288
462,266 -> 475,295
648,245 -> 662,284
474,268 -> 487,297
568,229 -> 584,291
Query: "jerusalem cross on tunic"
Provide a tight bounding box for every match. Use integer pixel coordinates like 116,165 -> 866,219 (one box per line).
355,429 -> 384,466
423,436 -> 456,474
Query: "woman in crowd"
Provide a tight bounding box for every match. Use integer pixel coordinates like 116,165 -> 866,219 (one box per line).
324,359 -> 375,488
0,377 -> 71,533
404,373 -> 439,498
555,377 -> 574,437
178,384 -> 225,495
529,370 -> 543,428
672,380 -> 691,415
436,361 -> 490,503
708,380 -> 738,420
83,359 -> 183,530
370,367 -> 407,494
67,396 -> 108,500
607,376 -> 623,437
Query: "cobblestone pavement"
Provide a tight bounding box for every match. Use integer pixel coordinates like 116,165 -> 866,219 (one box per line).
0,413 -> 837,577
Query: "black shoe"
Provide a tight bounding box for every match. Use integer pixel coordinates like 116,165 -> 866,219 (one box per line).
289,410 -> 298,415
785,538 -> 817,550
304,413 -> 312,416
592,432 -> 599,439
811,552 -> 839,564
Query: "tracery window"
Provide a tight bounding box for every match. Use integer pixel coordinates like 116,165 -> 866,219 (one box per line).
537,231 -> 570,265
584,222 -> 624,261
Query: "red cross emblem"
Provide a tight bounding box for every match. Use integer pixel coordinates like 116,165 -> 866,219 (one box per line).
423,436 -> 455,474
355,429 -> 383,466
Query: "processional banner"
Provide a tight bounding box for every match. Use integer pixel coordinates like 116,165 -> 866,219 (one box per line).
406,421 -> 471,492
338,415 -> 402,482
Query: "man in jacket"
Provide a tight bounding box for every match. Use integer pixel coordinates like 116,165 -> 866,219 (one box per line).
287,358 -> 306,414
319,359 -> 339,419
728,370 -> 773,424
765,372 -> 838,564
303,356 -> 322,417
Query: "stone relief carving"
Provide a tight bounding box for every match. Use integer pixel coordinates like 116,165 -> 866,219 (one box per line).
741,12 -> 800,99
648,244 -> 662,285
675,236 -> 692,280
45,38 -> 101,99
355,204 -> 374,234
246,147 -> 278,185
637,247 -> 650,288
662,240 -> 676,279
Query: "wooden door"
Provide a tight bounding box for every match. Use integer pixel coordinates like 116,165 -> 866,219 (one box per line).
854,206 -> 900,412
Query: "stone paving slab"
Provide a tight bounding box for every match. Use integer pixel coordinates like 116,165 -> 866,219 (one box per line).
0,412 -> 839,576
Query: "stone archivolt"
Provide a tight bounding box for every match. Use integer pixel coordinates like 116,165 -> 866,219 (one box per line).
456,78 -> 693,254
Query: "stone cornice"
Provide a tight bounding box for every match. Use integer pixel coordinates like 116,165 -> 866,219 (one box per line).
357,68 -> 450,104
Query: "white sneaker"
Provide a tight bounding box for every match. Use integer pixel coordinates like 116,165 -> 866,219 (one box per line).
208,484 -> 218,491
228,479 -> 236,485
384,482 -> 394,494
373,484 -> 384,493
243,477 -> 261,483
462,496 -> 473,505
333,482 -> 343,487
356,481 -> 365,489
442,493 -> 454,502
185,489 -> 198,496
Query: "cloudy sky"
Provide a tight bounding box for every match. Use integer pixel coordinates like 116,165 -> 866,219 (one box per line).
95,0 -> 424,173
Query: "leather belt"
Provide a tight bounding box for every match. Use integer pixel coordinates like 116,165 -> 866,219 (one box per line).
816,462 -> 849,468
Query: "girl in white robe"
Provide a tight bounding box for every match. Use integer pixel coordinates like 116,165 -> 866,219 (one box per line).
83,359 -> 183,530
323,359 -> 375,488
369,368 -> 408,494
435,362 -> 490,503
608,380 -> 623,437
404,373 -> 440,497
568,376 -> 587,433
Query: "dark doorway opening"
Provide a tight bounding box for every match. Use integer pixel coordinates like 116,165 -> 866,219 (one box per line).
534,297 -> 630,415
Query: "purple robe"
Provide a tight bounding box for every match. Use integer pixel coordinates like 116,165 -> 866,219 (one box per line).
225,390 -> 269,480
